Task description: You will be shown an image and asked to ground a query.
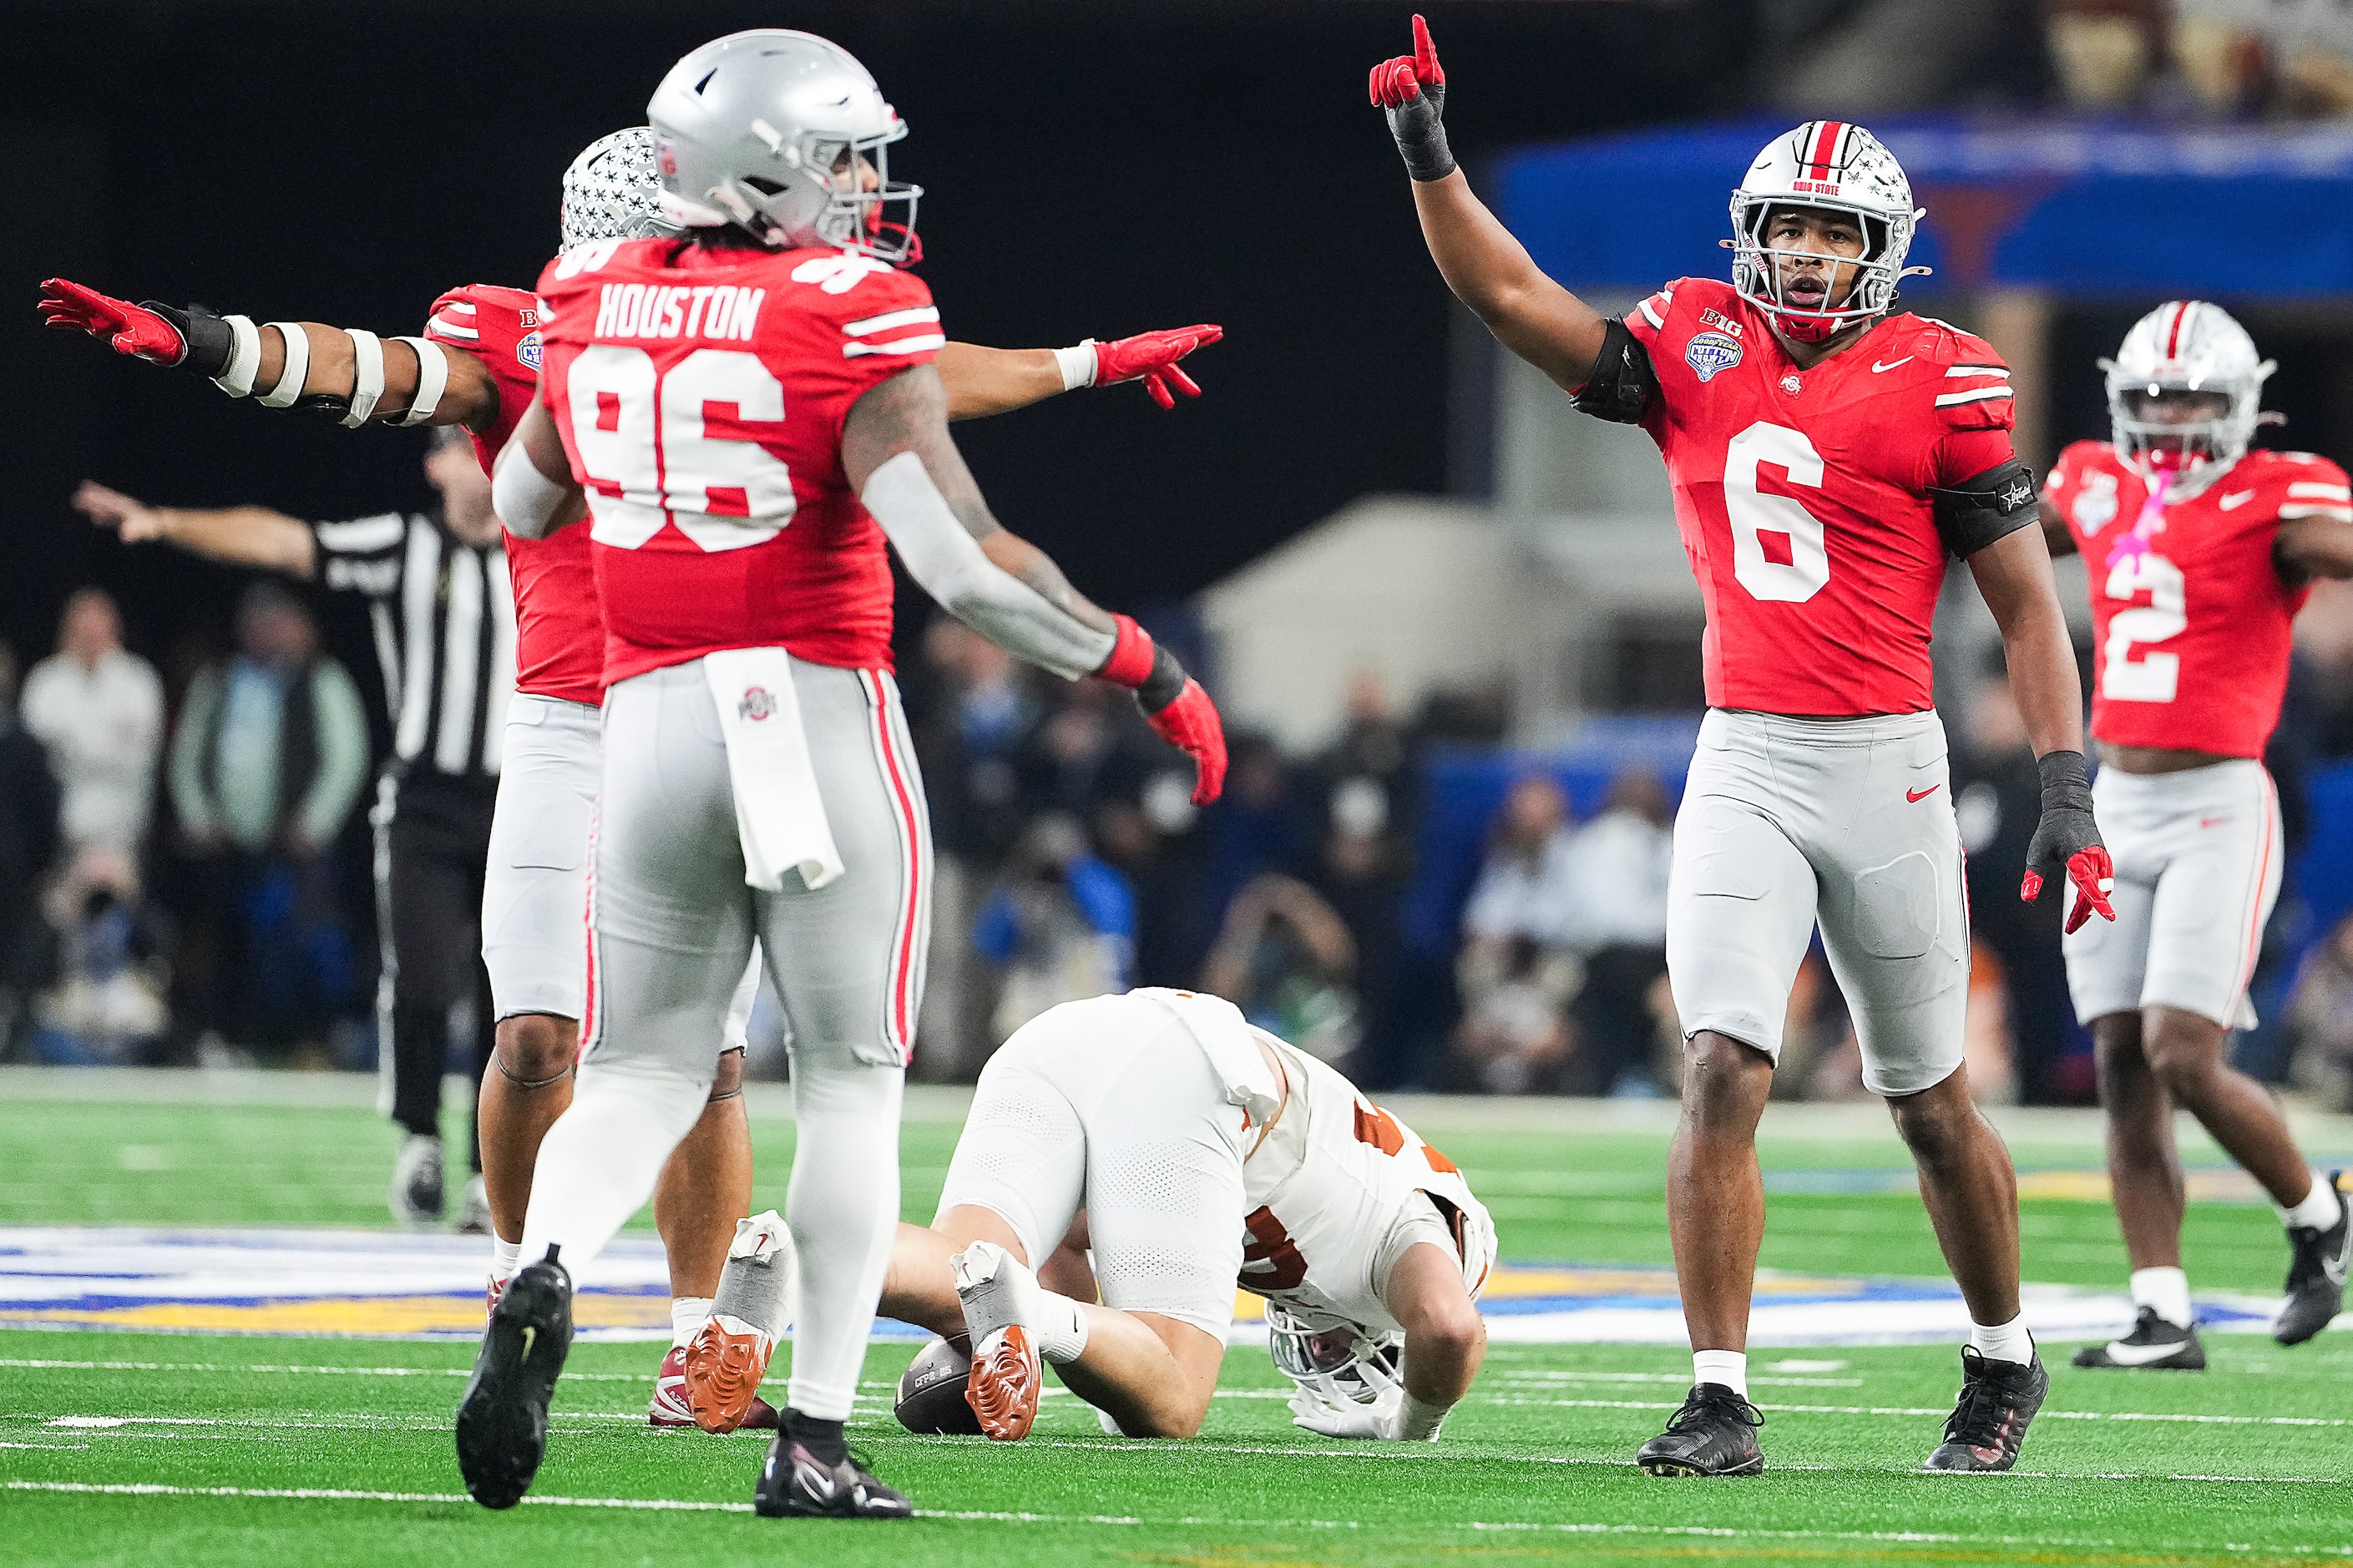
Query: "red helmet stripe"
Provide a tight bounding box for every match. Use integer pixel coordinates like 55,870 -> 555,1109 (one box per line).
2163,301 -> 2190,360
1807,120 -> 1844,180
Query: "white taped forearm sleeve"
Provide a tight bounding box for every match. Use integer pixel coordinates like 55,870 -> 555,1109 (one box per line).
341,329 -> 385,427
390,337 -> 450,427
256,323 -> 311,409
492,443 -> 571,539
859,450 -> 1115,680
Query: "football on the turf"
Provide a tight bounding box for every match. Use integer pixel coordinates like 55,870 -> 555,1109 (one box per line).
895,1333 -> 983,1434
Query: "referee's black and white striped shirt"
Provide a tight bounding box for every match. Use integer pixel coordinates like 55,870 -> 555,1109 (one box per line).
311,511 -> 514,783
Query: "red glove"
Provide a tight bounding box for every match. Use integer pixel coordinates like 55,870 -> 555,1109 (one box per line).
38,278 -> 191,365
1369,13 -> 1445,109
2022,845 -> 2116,937
1148,679 -> 1227,807
1094,324 -> 1222,411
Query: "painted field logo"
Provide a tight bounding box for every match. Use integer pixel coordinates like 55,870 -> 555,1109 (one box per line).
738,686 -> 775,722
1687,331 -> 1743,383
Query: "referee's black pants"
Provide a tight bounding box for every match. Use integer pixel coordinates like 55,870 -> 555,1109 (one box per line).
373,770 -> 498,1171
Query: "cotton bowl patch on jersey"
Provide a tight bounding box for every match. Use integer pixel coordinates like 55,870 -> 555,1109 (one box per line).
1686,330 -> 1743,383
515,330 -> 543,371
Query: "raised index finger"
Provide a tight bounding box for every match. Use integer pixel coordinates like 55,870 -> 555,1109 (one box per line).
1412,13 -> 1442,83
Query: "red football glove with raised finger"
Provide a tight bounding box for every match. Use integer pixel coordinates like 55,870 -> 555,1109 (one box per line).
1369,15 -> 1455,182
2021,750 -> 2116,935
1095,324 -> 1222,411
38,278 -> 192,365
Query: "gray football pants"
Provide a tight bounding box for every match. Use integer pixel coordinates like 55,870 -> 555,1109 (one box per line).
1667,707 -> 1969,1098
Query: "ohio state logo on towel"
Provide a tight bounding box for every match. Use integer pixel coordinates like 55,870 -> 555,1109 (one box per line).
738,686 -> 775,722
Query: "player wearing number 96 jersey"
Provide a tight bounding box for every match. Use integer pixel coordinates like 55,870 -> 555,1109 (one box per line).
2039,301 -> 2353,1373
1374,17 -> 2105,1474
461,28 -> 1227,1521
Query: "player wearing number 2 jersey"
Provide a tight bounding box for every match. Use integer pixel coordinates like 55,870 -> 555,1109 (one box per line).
1371,16 -> 2113,1474
461,29 -> 1227,1520
2041,301 -> 2353,1372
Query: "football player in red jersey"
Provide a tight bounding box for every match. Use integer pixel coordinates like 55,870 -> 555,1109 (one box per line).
1371,17 -> 2113,1474
2042,301 -> 2353,1370
39,129 -> 1221,1436
463,29 -> 1227,1518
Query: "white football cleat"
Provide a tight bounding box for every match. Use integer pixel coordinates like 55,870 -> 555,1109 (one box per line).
951,1239 -> 1044,1441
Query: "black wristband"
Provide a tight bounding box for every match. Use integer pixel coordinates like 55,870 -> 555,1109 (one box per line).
2036,749 -> 2092,807
139,300 -> 234,379
1136,645 -> 1187,714
1385,83 -> 1455,183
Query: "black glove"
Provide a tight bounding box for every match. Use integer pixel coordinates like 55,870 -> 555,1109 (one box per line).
1368,15 -> 1455,183
2021,749 -> 2115,935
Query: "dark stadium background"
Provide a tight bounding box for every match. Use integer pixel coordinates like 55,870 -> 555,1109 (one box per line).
0,0 -> 1753,687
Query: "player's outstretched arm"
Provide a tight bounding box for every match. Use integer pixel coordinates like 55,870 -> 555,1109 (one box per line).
1369,17 -> 1607,391
936,326 -> 1222,420
73,479 -> 316,578
38,278 -> 499,431
843,363 -> 1227,802
1968,526 -> 2114,933
2277,513 -> 2353,582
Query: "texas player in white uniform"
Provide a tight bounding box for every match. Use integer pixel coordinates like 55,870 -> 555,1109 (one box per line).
1370,19 -> 2115,1474
37,133 -> 1221,1433
873,987 -> 1494,1444
2041,301 -> 2353,1369
462,29 -> 1227,1520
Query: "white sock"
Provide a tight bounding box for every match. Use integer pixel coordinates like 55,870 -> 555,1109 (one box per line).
490,1237 -> 522,1283
2128,1266 -> 2192,1330
516,1060 -> 709,1276
2280,1172 -> 2344,1233
782,1053 -> 905,1421
953,1239 -> 1090,1364
1969,1313 -> 2036,1366
670,1296 -> 714,1350
1692,1349 -> 1748,1399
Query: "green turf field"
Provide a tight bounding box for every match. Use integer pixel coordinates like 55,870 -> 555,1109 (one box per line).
3,1070 -> 2349,1566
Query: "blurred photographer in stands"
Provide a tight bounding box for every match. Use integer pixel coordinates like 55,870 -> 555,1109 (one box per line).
973,815 -> 1136,1047
1555,770 -> 1675,1096
1453,775 -> 1580,1093
21,588 -> 163,856
1201,872 -> 1360,1065
30,843 -> 170,1065
166,583 -> 368,1065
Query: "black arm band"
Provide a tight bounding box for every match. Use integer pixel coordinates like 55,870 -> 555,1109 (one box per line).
139,300 -> 235,379
1930,458 -> 2039,558
1568,316 -> 1658,427
1136,645 -> 1188,714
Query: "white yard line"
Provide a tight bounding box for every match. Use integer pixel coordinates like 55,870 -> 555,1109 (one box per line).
4,1479 -> 2348,1555
1485,1395 -> 2353,1427
0,1358 -> 648,1383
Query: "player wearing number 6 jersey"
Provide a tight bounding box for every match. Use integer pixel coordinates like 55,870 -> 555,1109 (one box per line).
1371,17 -> 2112,1474
2041,301 -> 2353,1370
458,29 -> 1227,1520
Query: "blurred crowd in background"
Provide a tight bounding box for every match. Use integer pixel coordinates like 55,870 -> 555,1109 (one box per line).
11,573 -> 2353,1110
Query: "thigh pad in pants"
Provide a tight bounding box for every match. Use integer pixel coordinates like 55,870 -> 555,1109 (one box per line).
483,694 -> 600,1022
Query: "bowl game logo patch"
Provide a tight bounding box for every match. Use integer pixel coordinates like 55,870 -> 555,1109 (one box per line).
516,330 -> 543,371
1686,330 -> 1742,383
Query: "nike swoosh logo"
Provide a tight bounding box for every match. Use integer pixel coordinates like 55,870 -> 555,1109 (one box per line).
2219,491 -> 2254,510
1872,356 -> 1914,374
1907,785 -> 1941,802
520,1325 -> 536,1358
2097,1335 -> 2195,1365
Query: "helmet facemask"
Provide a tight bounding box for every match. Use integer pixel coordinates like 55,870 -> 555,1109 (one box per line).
672,119 -> 919,263
1267,1304 -> 1405,1424
1728,200 -> 1914,344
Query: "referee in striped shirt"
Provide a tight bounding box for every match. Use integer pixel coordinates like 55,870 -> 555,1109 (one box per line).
77,426 -> 513,1227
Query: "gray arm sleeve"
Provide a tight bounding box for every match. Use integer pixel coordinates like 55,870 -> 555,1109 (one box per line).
860,451 -> 1115,680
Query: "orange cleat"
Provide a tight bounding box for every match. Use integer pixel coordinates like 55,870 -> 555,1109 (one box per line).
681,1313 -> 777,1434
964,1324 -> 1042,1441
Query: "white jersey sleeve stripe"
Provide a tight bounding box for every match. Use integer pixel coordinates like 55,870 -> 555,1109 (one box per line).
2279,503 -> 2353,521
426,315 -> 481,341
843,306 -> 942,336
2286,482 -> 2352,500
1637,296 -> 1667,331
842,333 -> 949,359
1934,386 -> 2013,407
1944,365 -> 2010,378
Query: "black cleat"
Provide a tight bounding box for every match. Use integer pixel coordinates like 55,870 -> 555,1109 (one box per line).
456,1246 -> 574,1509
2072,1307 -> 2205,1370
753,1435 -> 913,1519
1636,1383 -> 1765,1476
1923,1348 -> 2047,1472
2276,1171 -> 2349,1348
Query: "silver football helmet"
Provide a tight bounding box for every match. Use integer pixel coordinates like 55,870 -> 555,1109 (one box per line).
646,28 -> 919,262
1266,1303 -> 1406,1428
1728,121 -> 1928,343
2102,300 -> 2275,495
559,127 -> 686,253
